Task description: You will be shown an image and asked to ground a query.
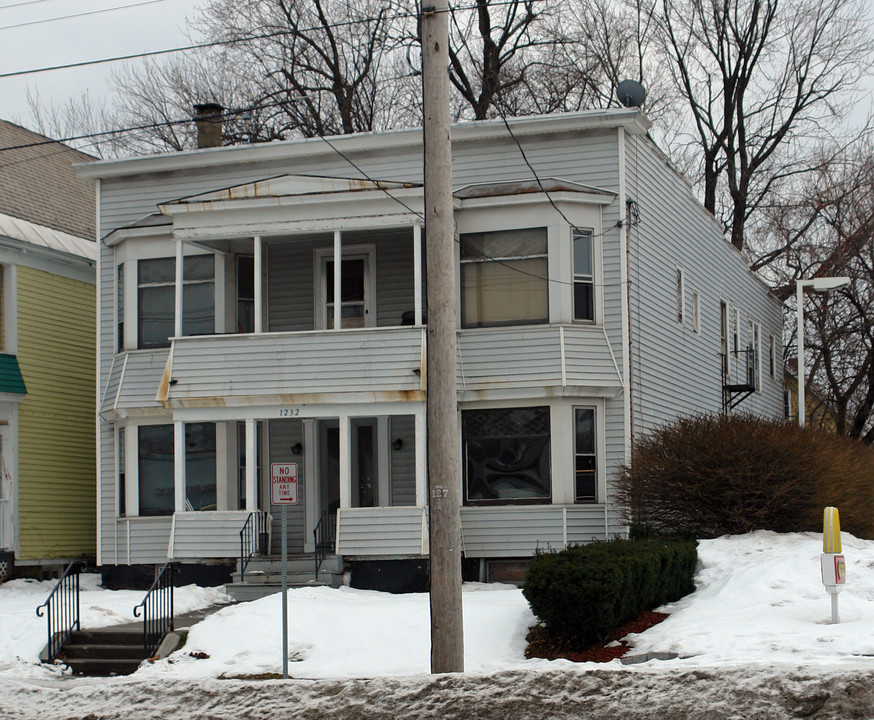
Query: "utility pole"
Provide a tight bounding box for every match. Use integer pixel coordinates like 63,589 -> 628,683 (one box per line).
421,0 -> 464,674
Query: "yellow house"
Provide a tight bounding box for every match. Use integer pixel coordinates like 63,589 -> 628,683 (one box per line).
0,121 -> 96,576
783,362 -> 838,432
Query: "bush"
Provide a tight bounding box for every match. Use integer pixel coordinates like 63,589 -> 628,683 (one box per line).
615,413 -> 874,539
522,537 -> 697,647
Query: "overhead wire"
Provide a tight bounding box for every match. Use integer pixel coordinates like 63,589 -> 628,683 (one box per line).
0,0 -> 170,31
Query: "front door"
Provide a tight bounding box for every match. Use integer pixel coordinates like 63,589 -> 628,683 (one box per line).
317,250 -> 375,329
317,418 -> 378,516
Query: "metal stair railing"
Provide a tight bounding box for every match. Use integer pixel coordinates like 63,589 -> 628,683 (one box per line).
313,510 -> 337,578
35,560 -> 84,662
239,510 -> 269,582
132,562 -> 175,659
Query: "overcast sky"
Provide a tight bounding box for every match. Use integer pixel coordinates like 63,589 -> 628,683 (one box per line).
1,0 -> 873,142
1,0 -> 202,128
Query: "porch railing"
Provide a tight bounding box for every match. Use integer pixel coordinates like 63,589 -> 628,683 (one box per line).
313,510 -> 337,578
133,562 -> 175,659
35,560 -> 84,662
239,510 -> 269,582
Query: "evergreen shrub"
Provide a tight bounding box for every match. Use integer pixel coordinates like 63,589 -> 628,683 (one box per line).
615,413 -> 874,539
522,537 -> 697,646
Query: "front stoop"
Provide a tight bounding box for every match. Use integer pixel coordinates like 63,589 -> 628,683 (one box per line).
55,629 -> 147,676
226,554 -> 344,602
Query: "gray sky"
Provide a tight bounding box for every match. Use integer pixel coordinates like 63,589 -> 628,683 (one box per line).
1,0 -> 202,128
1,0 -> 872,142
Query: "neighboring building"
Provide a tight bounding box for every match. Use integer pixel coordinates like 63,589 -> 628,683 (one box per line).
78,109 -> 782,588
783,360 -> 838,431
0,121 -> 96,573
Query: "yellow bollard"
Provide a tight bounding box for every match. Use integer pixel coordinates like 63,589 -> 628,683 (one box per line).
821,506 -> 846,623
823,506 -> 842,554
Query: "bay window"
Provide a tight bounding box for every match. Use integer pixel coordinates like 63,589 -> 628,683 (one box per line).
573,229 -> 594,321
574,407 -> 597,503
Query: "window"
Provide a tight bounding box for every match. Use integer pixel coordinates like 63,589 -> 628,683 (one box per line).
137,256 -> 215,349
463,406 -> 551,504
676,267 -> 685,324
117,264 -> 124,351
732,307 -> 740,354
574,407 -> 597,503
325,257 -> 366,328
573,229 -> 594,321
749,320 -> 761,390
692,290 -> 700,333
719,301 -> 729,376
118,427 -> 125,516
769,335 -> 776,378
237,256 -> 255,333
138,425 -> 174,516
460,228 -> 548,328
185,423 -> 217,511
783,389 -> 792,419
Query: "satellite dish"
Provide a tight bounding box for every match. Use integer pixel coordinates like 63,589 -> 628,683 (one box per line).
616,80 -> 646,108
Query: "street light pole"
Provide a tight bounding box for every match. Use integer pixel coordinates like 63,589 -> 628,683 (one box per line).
795,276 -> 850,428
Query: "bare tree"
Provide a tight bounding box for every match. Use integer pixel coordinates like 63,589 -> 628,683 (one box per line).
654,0 -> 872,252
763,140 -> 874,441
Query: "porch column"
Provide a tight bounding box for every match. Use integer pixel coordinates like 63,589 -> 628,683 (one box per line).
303,419 -> 317,552
413,224 -> 423,326
254,235 -> 263,334
174,241 -> 184,339
174,421 -> 185,512
333,229 -> 342,330
339,414 -> 351,508
245,418 -> 257,511
415,407 -> 427,507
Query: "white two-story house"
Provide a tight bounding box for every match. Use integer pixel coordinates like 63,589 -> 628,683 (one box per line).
78,109 -> 782,590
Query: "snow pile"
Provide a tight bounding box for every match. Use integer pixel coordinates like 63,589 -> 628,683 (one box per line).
0,573 -> 229,676
139,582 -> 536,679
628,531 -> 874,664
2,531 -> 874,683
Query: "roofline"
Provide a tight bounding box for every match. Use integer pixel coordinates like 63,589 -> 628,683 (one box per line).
74,109 -> 651,180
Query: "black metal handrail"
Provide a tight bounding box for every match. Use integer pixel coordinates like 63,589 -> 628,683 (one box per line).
35,560 -> 84,662
133,562 -> 175,659
239,510 -> 268,582
313,510 -> 337,577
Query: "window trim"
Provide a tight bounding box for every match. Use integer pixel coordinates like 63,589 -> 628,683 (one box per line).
676,266 -> 685,325
692,290 -> 701,334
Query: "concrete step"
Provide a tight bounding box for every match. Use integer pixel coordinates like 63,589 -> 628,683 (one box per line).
62,657 -> 144,676
225,576 -> 340,603
63,643 -> 147,660
240,555 -> 343,575
232,570 -> 328,585
67,630 -> 142,646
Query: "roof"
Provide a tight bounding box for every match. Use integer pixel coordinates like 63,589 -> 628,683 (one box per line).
0,119 -> 96,240
0,353 -> 26,396
0,212 -> 96,262
75,109 -> 652,180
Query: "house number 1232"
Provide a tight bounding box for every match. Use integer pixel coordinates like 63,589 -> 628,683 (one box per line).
279,408 -> 301,417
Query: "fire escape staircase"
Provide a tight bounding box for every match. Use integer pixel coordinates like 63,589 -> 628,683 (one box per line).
722,347 -> 759,410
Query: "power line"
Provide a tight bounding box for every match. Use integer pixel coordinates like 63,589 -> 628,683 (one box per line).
0,0 -> 169,31
0,0 -> 545,78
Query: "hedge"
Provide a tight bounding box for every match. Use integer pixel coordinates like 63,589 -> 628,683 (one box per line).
522,537 -> 697,646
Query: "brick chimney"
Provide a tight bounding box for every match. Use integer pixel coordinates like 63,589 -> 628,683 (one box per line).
193,103 -> 224,149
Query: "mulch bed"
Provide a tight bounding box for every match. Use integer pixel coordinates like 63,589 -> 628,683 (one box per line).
525,611 -> 668,663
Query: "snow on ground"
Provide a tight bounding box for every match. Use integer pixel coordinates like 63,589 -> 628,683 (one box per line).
0,574 -> 229,677
3,531 -> 874,717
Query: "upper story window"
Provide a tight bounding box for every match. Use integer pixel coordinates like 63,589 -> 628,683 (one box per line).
676,266 -> 685,325
137,256 -> 215,349
574,407 -> 597,503
460,228 -> 548,329
573,229 -> 594,322
117,263 -> 124,351
692,290 -> 701,334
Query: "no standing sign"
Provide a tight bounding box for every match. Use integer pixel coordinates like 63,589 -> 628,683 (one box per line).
271,463 -> 298,505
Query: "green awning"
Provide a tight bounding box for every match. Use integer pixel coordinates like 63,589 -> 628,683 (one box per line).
0,354 -> 26,395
